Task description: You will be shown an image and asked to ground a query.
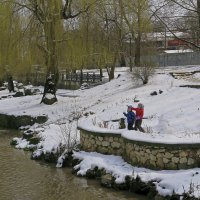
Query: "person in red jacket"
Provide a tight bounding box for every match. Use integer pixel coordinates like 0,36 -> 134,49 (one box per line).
131,103 -> 145,132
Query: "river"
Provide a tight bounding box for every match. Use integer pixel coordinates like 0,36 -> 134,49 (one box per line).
0,130 -> 147,200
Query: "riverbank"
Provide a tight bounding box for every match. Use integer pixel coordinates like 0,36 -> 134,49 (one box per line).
1,66 -> 200,199
1,130 -> 145,200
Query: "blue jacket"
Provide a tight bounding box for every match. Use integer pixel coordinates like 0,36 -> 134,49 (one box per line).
123,111 -> 135,124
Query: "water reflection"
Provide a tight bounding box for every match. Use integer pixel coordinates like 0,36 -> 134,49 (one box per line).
0,130 -> 147,200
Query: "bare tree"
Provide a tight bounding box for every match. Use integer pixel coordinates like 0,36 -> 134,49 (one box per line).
152,0 -> 200,49
120,0 -> 152,66
133,62 -> 156,84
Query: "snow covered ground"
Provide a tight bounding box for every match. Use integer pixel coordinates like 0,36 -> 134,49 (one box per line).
0,65 -> 200,198
73,151 -> 200,198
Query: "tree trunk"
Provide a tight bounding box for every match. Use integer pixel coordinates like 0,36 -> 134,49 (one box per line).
119,53 -> 126,67
197,0 -> 200,44
99,67 -> 103,81
109,65 -> 115,81
109,53 -> 117,81
46,19 -> 59,84
41,8 -> 58,104
7,75 -> 14,93
135,1 -> 142,67
134,36 -> 141,66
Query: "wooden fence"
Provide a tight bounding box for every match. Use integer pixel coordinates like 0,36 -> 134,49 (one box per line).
60,72 -> 102,83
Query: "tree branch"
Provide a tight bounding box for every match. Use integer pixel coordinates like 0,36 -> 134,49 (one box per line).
169,0 -> 198,13
62,0 -> 91,20
154,13 -> 200,49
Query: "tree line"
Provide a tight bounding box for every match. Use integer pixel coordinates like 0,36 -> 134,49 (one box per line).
0,0 -> 199,103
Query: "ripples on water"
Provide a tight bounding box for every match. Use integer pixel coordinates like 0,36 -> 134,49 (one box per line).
0,130 -> 146,200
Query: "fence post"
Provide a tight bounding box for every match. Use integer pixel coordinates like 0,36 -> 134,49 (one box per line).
80,69 -> 83,84
70,72 -> 73,81
65,69 -> 67,81
93,72 -> 95,82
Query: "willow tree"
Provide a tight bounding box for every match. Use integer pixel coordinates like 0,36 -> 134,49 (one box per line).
0,2 -> 13,80
61,1 -> 120,81
2,0 -> 95,104
84,0 -> 127,81
120,0 -> 152,66
99,1 -> 125,80
75,4 -> 106,72
0,2 -> 25,86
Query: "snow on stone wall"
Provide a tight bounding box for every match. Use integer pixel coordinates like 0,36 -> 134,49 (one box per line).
79,128 -> 200,170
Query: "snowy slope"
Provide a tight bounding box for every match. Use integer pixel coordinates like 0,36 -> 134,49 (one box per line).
1,66 -> 200,198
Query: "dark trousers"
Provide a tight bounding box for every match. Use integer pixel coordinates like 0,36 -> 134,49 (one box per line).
128,123 -> 134,130
134,119 -> 145,132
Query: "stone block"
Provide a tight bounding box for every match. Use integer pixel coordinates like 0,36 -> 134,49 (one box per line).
180,157 -> 188,164
178,163 -> 187,169
163,158 -> 169,164
96,140 -> 101,146
165,152 -> 173,159
139,151 -> 145,156
150,154 -> 156,161
108,137 -> 114,142
172,157 -> 179,163
130,156 -> 138,164
196,150 -> 200,156
135,146 -> 139,151
165,162 -> 177,170
111,142 -> 120,148
83,133 -> 88,138
102,141 -> 110,147
98,136 -> 103,141
158,149 -> 165,153
98,147 -> 108,154
188,158 -> 195,165
146,149 -> 151,154
180,151 -> 188,157
114,137 -> 119,142
129,151 -> 136,158
91,139 -> 96,145
150,160 -> 156,168
156,153 -> 163,158
152,150 -> 158,155
141,157 -> 147,164
156,158 -> 164,168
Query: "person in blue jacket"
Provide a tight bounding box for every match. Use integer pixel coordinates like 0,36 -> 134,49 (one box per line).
123,105 -> 135,130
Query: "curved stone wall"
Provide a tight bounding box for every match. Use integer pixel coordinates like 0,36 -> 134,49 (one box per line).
79,127 -> 200,170
80,129 -> 123,156
123,138 -> 200,170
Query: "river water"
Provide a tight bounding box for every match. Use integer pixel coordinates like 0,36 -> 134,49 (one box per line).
0,130 -> 147,200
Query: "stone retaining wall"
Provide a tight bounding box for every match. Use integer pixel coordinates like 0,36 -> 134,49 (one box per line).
80,129 -> 123,156
0,113 -> 47,129
124,139 -> 200,170
79,128 -> 200,170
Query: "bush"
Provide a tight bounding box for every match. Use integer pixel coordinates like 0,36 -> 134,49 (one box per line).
133,62 -> 156,85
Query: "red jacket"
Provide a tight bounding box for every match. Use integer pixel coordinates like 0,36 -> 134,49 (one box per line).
131,107 -> 144,120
